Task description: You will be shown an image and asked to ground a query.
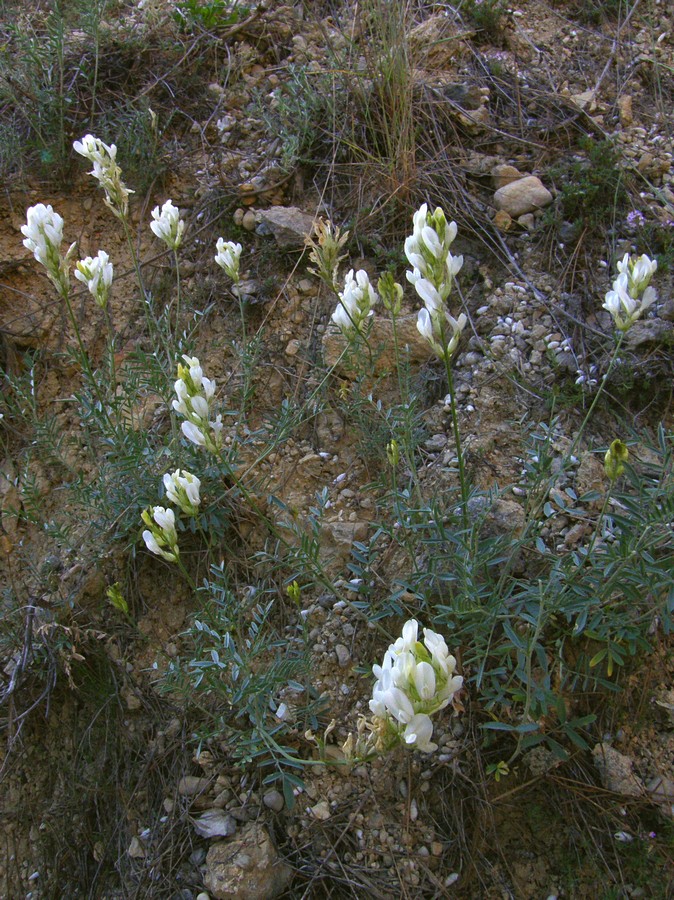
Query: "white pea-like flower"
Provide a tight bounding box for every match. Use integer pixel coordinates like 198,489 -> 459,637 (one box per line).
150,200 -> 185,250
141,505 -> 179,562
181,420 -> 206,447
603,252 -> 658,332
21,203 -> 64,266
73,133 -> 133,218
74,250 -> 113,308
171,355 -> 223,453
403,714 -> 435,752
406,203 -> 466,360
21,203 -> 74,297
215,238 -> 242,282
417,306 -> 467,361
368,618 -> 463,754
73,133 -> 116,164
163,469 -> 201,516
331,268 -> 378,334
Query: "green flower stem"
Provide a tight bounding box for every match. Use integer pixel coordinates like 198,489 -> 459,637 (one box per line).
567,332 -> 625,463
390,308 -> 422,508
103,303 -> 117,396
234,284 -> 251,422
173,247 -> 182,342
176,553 -> 197,592
442,351 -> 469,532
61,286 -> 114,430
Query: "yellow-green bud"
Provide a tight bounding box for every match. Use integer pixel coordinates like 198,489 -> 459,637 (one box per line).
604,439 -> 629,481
378,272 -> 403,314
106,582 -> 128,614
387,439 -> 400,468
287,580 -> 301,605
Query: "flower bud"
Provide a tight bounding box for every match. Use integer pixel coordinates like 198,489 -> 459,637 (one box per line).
604,439 -> 629,481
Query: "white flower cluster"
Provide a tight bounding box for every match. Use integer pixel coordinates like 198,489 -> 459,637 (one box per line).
331,269 -> 378,335
369,619 -> 463,753
172,355 -> 223,453
603,252 -> 657,332
405,204 -> 467,361
141,506 -> 179,562
75,250 -> 113,309
215,238 -> 242,283
21,203 -> 75,298
141,469 -> 201,561
163,468 -> 201,517
151,200 -> 185,250
73,134 -> 133,219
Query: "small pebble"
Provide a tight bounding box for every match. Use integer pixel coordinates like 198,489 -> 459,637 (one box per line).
263,790 -> 284,812
335,644 -> 351,667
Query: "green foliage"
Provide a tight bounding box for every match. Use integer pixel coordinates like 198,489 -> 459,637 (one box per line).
463,0 -> 508,43
564,0 -> 625,26
164,564 -> 319,806
0,4 -> 71,177
551,136 -> 629,234
256,64 -> 335,172
173,0 -> 248,32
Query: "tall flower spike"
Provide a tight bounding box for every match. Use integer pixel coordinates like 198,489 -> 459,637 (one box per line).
406,203 -> 467,361
21,203 -> 76,298
151,200 -> 185,250
75,250 -> 113,309
73,133 -> 133,219
172,354 -> 222,454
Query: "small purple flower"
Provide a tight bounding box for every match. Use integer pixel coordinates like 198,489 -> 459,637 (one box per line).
625,210 -> 645,230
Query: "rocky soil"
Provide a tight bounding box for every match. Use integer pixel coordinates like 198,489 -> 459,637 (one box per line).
0,1 -> 673,898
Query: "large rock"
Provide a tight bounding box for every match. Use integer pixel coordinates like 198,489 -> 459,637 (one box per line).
204,824 -> 292,899
592,743 -> 643,797
256,207 -> 316,249
493,175 -> 553,218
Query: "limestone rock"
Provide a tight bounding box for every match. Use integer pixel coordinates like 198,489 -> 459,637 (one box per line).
624,319 -> 674,348
193,809 -> 237,839
128,836 -> 147,859
491,164 -> 522,190
494,175 -> 553,218
323,520 -> 368,547
256,207 -> 316,249
204,824 -> 292,899
178,775 -> 211,797
262,790 -> 284,812
592,743 -> 643,797
647,776 -> 674,818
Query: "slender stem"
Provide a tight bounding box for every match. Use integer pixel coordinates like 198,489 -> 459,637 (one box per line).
103,302 -> 117,393
176,554 -> 197,592
236,285 -> 249,421
61,287 -> 113,430
443,353 -> 469,531
173,248 -> 182,343
89,3 -> 101,128
390,310 -> 423,509
567,332 -> 625,462
121,215 -> 174,369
